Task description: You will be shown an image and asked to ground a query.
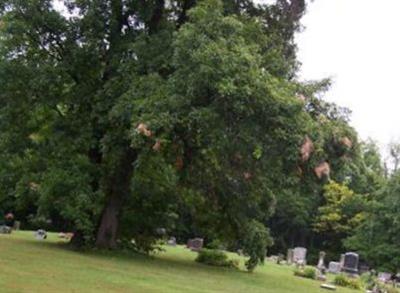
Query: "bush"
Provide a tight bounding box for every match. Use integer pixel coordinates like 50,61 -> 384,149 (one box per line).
333,274 -> 362,290
206,239 -> 225,250
196,249 -> 239,269
360,272 -> 376,290
242,220 -> 273,272
359,272 -> 400,293
384,286 -> 400,293
294,267 -> 317,280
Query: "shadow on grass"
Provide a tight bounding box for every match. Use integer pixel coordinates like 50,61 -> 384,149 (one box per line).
17,237 -> 249,276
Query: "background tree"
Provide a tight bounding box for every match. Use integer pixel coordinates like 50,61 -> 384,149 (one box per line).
345,171 -> 400,272
313,181 -> 365,258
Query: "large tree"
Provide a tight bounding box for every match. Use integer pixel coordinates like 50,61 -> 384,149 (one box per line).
0,0 -> 311,255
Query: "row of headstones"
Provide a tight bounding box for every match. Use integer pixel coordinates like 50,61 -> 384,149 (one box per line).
288,248 -> 394,282
184,242 -> 368,279
167,237 -> 204,252
287,248 -> 359,275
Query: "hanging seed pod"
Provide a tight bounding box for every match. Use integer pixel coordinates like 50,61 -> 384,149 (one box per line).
314,162 -> 330,179
300,136 -> 314,162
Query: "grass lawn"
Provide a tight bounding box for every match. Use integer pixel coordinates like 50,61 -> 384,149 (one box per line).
0,231 -> 358,293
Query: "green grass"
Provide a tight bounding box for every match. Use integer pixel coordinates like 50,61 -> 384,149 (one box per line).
0,231 -> 358,293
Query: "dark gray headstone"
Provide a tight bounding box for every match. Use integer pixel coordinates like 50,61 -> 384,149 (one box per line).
342,252 -> 359,274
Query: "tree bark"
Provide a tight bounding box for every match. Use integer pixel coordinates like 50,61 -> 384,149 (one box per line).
177,0 -> 196,28
95,148 -> 137,249
95,194 -> 122,249
148,0 -> 165,34
70,230 -> 86,248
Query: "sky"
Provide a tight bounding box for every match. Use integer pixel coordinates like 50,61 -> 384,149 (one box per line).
296,0 -> 400,155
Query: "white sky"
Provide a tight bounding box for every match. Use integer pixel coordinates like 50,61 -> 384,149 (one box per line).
296,0 -> 400,153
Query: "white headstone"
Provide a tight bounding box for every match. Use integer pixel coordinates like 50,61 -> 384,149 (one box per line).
167,237 -> 177,246
293,247 -> 307,264
378,272 -> 392,283
328,262 -> 341,274
317,251 -> 326,271
34,229 -> 47,240
321,284 -> 337,291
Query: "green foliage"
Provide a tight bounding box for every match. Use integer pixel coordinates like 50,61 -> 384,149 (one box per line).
242,220 -> 273,272
171,0 -> 312,264
314,181 -> 365,234
333,274 -> 362,290
359,272 -> 378,291
346,172 -> 400,272
382,286 -> 400,293
195,249 -> 239,269
293,267 -> 317,280
206,239 -> 225,250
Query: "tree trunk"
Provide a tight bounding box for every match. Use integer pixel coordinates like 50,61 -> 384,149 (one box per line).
95,148 -> 136,249
70,230 -> 85,248
95,195 -> 121,249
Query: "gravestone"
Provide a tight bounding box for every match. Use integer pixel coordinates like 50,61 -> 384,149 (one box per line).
328,262 -> 341,274
277,253 -> 284,265
187,238 -> 203,251
58,232 -> 74,240
167,237 -> 177,246
317,251 -> 326,272
155,228 -> 166,236
0,225 -> 11,234
393,273 -> 400,286
267,255 -> 279,263
35,229 -> 47,240
287,249 -> 294,265
316,269 -> 327,281
342,252 -> 359,274
359,264 -> 370,275
378,272 -> 392,283
339,254 -> 345,269
13,221 -> 21,231
293,247 -> 307,266
321,284 -> 337,291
